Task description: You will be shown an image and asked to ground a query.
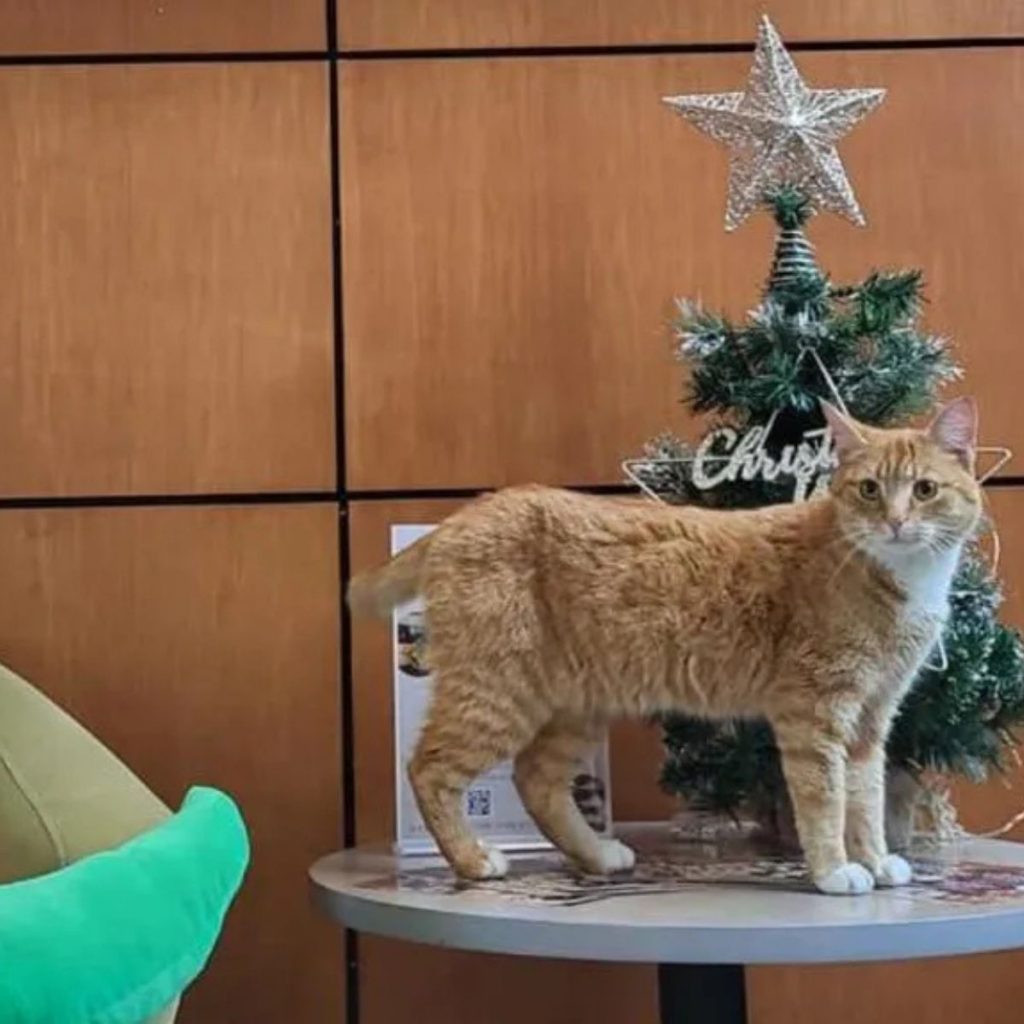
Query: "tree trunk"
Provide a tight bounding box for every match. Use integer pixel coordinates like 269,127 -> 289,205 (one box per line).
752,766 -> 922,852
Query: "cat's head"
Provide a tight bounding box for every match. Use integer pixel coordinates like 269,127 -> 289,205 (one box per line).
822,397 -> 982,558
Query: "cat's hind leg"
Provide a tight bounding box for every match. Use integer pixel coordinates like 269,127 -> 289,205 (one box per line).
408,673 -> 538,880
513,715 -> 634,875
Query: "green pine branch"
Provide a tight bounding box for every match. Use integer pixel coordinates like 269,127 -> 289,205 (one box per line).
647,189 -> 1024,820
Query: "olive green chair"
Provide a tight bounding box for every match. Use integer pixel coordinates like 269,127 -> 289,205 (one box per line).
0,662 -> 248,1024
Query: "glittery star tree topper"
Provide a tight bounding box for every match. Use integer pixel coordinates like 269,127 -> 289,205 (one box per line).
663,15 -> 885,230
639,20 -> 1024,838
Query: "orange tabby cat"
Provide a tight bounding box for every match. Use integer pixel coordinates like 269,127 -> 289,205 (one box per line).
349,398 -> 980,895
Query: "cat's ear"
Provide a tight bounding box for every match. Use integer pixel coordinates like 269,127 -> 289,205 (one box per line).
928,396 -> 977,469
820,399 -> 867,458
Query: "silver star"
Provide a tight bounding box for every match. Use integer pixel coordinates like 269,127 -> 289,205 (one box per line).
663,16 -> 885,230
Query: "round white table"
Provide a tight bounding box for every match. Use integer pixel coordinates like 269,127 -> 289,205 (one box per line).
310,824 -> 1024,1023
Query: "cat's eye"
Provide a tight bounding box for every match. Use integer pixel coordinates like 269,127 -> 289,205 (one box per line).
913,479 -> 938,501
858,479 -> 881,501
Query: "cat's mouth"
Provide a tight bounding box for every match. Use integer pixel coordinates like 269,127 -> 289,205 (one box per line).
870,529 -> 958,558
857,528 -> 930,556
873,521 -> 930,547
881,533 -> 920,547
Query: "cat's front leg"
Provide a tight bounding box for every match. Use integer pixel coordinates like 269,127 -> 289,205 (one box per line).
774,718 -> 874,896
845,700 -> 912,888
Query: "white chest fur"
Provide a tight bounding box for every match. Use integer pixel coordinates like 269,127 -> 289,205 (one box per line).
871,543 -> 962,621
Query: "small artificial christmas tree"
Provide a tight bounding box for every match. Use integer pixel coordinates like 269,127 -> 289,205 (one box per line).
636,18 -> 1024,844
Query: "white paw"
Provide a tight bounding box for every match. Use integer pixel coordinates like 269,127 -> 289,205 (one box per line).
590,838 -> 637,874
815,862 -> 875,896
873,853 -> 912,888
475,843 -> 509,879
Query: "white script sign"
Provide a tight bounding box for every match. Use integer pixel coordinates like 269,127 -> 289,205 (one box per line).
692,422 -> 837,502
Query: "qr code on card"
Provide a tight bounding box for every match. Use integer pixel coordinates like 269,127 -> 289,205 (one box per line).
465,787 -> 493,818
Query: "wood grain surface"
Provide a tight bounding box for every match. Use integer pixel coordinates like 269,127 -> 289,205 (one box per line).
342,49 -> 1024,491
0,0 -> 324,55
0,504 -> 342,1024
3,5 -> 1021,1022
339,0 -> 1024,51
0,63 -> 334,498
361,936 -> 658,1024
750,949 -> 1024,1024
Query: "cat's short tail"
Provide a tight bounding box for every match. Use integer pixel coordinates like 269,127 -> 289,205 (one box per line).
347,534 -> 431,619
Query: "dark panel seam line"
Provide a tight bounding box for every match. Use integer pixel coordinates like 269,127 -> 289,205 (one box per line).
0,50 -> 328,66
338,508 -> 359,1024
327,0 -> 361,1017
338,35 -> 1024,61
346,483 -> 640,501
346,477 -> 1024,501
328,69 -> 347,498
344,929 -> 360,1024
0,35 -> 1021,67
1,476 -> 1020,510
327,0 -> 356,854
0,491 -> 336,510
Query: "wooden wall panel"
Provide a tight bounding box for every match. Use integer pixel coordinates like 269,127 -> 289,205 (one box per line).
339,0 -> 1024,51
611,718 -> 677,822
0,63 -> 333,498
342,49 -> 1024,491
0,504 -> 341,1024
361,937 -> 658,1024
0,1 -> 323,54
750,951 -> 1024,1024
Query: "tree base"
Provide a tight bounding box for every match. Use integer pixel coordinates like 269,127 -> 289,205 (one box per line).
743,767 -> 923,852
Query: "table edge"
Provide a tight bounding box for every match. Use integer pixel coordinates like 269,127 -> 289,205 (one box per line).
309,872 -> 1024,965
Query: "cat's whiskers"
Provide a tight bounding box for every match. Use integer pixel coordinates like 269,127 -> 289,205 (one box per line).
827,528 -> 873,584
926,526 -> 966,556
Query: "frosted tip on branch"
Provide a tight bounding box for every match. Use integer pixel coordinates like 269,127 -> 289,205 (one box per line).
766,187 -> 814,231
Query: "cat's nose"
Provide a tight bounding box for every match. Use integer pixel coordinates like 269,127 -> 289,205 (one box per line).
886,518 -> 905,539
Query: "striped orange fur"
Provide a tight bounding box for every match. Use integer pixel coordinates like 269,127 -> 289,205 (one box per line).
350,398 -> 981,894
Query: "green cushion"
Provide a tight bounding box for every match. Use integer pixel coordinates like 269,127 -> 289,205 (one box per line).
0,786 -> 249,1024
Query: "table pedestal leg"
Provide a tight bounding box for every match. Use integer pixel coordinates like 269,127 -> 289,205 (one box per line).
658,963 -> 747,1024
